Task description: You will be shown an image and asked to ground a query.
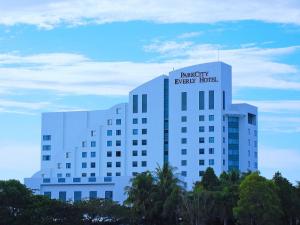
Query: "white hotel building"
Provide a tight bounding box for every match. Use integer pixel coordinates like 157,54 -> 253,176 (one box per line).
25,62 -> 258,202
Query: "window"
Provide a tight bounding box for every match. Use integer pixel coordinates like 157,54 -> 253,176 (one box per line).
82,152 -> 87,158
132,129 -> 138,135
142,150 -> 147,156
107,130 -> 112,136
66,163 -> 71,169
199,137 -> 204,143
116,140 -> 121,146
91,130 -> 96,137
141,161 -> 147,167
105,191 -> 113,200
142,140 -> 147,145
142,118 -> 147,124
133,95 -> 138,113
116,107 -> 121,114
199,160 -> 205,166
142,129 -> 147,134
132,161 -> 138,167
57,173 -> 62,178
82,173 -> 87,177
199,91 -> 204,110
66,152 -> 70,158
223,148 -> 226,154
181,160 -> 187,166
199,126 -> 204,132
209,137 -> 214,143
209,115 -> 214,121
181,92 -> 187,111
199,115 -> 204,121
181,116 -> 187,122
42,145 -> 51,151
116,151 -> 121,157
91,141 -> 96,147
89,191 -> 97,200
199,148 -> 204,154
181,149 -> 187,155
223,159 -> 225,166
223,126 -> 225,132
132,150 -> 138,156
107,162 -> 112,168
222,91 -> 225,110
91,162 -> 96,168
107,151 -> 112,157
57,163 -> 61,169
209,126 -> 214,132
181,138 -> 187,144
132,140 -> 138,146
91,152 -> 96,157
209,90 -> 214,109
66,173 -> 71,177
116,130 -> 121,135
142,94 -> 147,113
116,162 -> 121,167
209,148 -> 214,154
107,172 -> 112,177
116,119 -> 121,125
82,162 -> 87,168
181,171 -> 187,177
59,191 -> 66,202
43,135 -> 51,141
209,159 -> 214,166
254,130 -> 257,136
42,155 -> 51,161
107,119 -> 112,125
248,113 -> 256,125
74,191 -> 82,202
82,141 -> 86,148
223,137 -> 225,143
90,173 -> 95,177
133,118 -> 138,124
44,192 -> 51,199
107,141 -> 112,147
181,127 -> 187,133
116,172 -> 121,176
199,171 -> 204,176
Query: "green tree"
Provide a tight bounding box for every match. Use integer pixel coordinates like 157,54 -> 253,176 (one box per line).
197,167 -> 220,191
234,172 -> 283,225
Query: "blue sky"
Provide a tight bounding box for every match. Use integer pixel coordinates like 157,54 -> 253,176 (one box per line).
0,0 -> 299,183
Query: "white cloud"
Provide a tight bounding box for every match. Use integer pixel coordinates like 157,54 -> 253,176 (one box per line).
178,32 -> 202,39
259,146 -> 300,183
0,0 -> 300,28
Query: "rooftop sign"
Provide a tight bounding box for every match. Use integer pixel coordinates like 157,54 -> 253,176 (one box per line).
174,71 -> 218,84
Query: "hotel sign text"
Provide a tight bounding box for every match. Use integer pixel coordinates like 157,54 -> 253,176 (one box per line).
174,71 -> 218,84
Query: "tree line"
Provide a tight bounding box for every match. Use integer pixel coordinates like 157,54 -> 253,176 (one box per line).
1,165 -> 300,225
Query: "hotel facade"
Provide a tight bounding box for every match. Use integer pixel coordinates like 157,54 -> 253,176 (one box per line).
25,62 -> 258,202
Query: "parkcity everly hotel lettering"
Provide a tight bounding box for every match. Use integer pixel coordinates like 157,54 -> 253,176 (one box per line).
25,62 -> 258,202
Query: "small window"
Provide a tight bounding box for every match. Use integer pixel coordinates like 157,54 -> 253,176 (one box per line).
91,130 -> 96,137
223,159 -> 225,166
132,161 -> 138,167
181,127 -> 187,133
209,159 -> 214,166
116,172 -> 121,176
116,119 -> 121,125
132,140 -> 138,146
89,191 -> 97,200
107,172 -> 112,176
107,162 -> 112,168
199,160 -> 205,166
91,162 -> 96,168
90,173 -> 95,177
132,150 -> 138,156
42,145 -> 51,151
132,129 -> 138,135
82,152 -> 87,158
57,163 -> 61,169
209,148 -> 214,154
181,138 -> 187,144
42,155 -> 51,161
116,108 -> 121,114
199,115 -> 205,121
66,173 -> 71,177
42,135 -> 51,141
82,162 -> 87,168
142,129 -> 147,135
209,126 -> 214,132
141,150 -> 147,156
142,140 -> 147,145
82,141 -> 86,148
107,151 -> 112,157
107,119 -> 112,125
199,137 -> 205,143
107,130 -> 112,136
133,118 -> 138,124
66,163 -> 71,169
181,149 -> 187,155
199,126 -> 204,132
116,151 -> 121,157
181,171 -> 187,177
223,148 -> 226,154
199,171 -> 204,176
82,173 -> 87,177
105,191 -> 113,200
116,130 -> 121,135
116,140 -> 121,146
142,118 -> 147,124
181,160 -> 187,166
66,152 -> 70,158
91,152 -> 96,157
199,148 -> 204,154
181,116 -> 187,122
209,115 -> 214,121
141,161 -> 147,167
91,141 -> 96,147
209,137 -> 214,143
116,162 -> 121,167
107,141 -> 112,147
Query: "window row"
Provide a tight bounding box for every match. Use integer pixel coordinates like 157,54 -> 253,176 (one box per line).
132,150 -> 147,156
81,152 -> 96,158
107,140 -> 122,147
107,119 -> 122,126
132,117 -> 148,124
107,129 -> 122,136
44,190 -> 113,201
81,162 -> 96,168
181,126 -> 214,133
181,159 -> 214,166
132,161 -> 147,167
181,137 -> 215,144
133,94 -> 147,113
181,115 -> 215,122
107,151 -> 122,157
106,162 -> 122,168
82,141 -> 96,148
132,139 -> 147,146
181,148 -> 215,155
181,91 -> 215,111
